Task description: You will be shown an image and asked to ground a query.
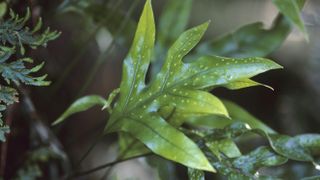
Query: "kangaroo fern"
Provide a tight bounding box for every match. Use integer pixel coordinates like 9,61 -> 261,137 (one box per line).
54,0 -> 320,178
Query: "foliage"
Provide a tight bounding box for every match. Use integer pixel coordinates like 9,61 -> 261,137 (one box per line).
14,147 -> 62,180
186,122 -> 320,179
53,0 -> 320,179
272,0 -> 308,40
0,6 -> 60,142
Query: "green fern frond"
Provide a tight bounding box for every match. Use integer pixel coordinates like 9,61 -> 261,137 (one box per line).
0,8 -> 60,55
0,7 -> 60,142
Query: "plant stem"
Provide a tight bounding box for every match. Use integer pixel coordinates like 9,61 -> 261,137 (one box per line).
98,139 -> 140,179
75,133 -> 104,167
70,153 -> 151,178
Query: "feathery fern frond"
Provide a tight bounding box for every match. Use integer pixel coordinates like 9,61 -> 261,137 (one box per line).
0,7 -> 60,142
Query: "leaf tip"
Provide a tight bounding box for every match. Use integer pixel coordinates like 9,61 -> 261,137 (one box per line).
51,118 -> 62,126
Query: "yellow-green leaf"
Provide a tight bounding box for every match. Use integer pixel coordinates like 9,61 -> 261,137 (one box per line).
52,95 -> 107,125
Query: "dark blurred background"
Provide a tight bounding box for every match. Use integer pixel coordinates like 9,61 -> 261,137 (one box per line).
2,0 -> 320,179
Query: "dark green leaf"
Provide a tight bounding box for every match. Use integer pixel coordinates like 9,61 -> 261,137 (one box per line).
186,100 -> 276,134
205,138 -> 241,159
294,134 -> 320,155
188,168 -> 205,180
222,100 -> 276,134
157,0 -> 192,47
267,134 -> 314,162
0,122 -> 9,142
195,15 -> 291,58
208,146 -> 286,180
0,9 -> 60,55
232,147 -> 287,175
152,0 -> 192,79
147,156 -> 179,180
272,0 -> 308,40
0,85 -> 18,105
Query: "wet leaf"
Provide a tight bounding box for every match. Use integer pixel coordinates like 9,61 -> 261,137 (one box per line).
232,147 -> 287,175
208,147 -> 286,180
266,134 -> 320,163
104,0 -> 281,172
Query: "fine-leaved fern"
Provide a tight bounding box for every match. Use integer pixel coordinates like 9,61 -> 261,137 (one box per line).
0,7 -> 60,142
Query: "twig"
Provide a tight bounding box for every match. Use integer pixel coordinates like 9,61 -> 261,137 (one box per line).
75,133 -> 104,167
98,139 -> 140,179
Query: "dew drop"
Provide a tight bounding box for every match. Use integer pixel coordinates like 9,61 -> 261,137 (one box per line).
313,162 -> 320,171
245,123 -> 252,130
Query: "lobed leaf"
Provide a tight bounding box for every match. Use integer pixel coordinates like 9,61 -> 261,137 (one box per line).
105,0 -> 282,172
